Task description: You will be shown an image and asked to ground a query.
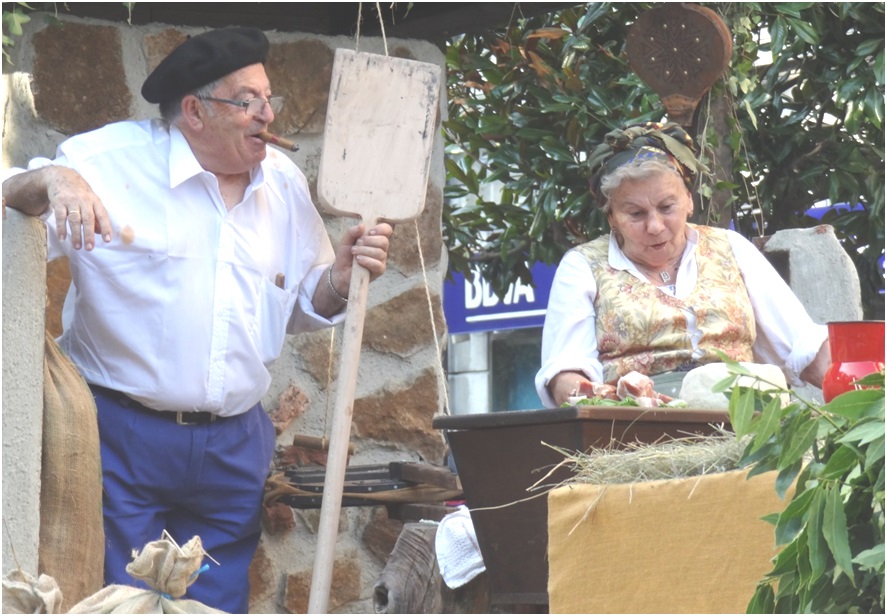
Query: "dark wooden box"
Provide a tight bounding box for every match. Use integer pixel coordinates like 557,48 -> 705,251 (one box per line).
432,406 -> 731,606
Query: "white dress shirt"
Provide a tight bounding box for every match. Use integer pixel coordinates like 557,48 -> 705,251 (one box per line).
19,119 -> 341,416
535,226 -> 828,407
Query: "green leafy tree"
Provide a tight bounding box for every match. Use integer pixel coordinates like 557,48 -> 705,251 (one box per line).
444,2 -> 884,318
720,364 -> 885,613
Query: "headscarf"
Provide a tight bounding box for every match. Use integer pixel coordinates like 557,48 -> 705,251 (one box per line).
587,122 -> 707,208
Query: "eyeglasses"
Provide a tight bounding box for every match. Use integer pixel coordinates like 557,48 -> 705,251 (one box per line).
199,96 -> 285,116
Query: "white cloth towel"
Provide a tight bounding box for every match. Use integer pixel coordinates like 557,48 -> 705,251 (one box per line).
434,506 -> 486,588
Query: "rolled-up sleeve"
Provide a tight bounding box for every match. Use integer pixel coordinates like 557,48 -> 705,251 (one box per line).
728,231 -> 828,385
535,250 -> 603,407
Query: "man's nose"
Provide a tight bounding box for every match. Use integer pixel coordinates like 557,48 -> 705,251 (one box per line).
257,100 -> 275,123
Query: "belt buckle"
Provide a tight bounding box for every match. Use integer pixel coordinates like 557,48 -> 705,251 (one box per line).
175,411 -> 212,426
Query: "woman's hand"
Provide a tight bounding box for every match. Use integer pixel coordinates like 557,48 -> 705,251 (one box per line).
548,370 -> 594,406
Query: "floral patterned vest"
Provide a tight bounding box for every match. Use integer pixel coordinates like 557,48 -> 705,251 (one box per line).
575,225 -> 755,383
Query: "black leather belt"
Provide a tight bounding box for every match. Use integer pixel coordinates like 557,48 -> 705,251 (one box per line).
90,385 -> 221,426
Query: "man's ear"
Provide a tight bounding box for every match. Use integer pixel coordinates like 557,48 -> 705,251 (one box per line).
180,95 -> 205,131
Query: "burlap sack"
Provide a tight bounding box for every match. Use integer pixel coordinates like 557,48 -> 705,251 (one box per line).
67,536 -> 224,614
39,332 -> 104,610
1,569 -> 63,614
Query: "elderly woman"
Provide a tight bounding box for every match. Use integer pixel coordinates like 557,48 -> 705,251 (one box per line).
535,122 -> 830,407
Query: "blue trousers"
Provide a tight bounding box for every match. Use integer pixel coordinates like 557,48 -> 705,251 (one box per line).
92,386 -> 276,614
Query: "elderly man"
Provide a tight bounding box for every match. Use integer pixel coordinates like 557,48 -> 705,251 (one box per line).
2,27 -> 392,612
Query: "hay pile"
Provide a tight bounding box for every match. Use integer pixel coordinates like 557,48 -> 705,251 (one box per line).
545,431 -> 748,488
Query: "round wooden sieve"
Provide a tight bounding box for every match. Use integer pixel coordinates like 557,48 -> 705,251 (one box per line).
626,3 -> 733,126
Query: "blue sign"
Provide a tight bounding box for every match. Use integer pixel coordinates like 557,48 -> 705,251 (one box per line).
443,262 -> 558,334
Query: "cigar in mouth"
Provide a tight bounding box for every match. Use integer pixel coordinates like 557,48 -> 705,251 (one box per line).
257,131 -> 299,152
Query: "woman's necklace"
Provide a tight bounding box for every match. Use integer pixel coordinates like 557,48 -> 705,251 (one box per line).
633,254 -> 682,285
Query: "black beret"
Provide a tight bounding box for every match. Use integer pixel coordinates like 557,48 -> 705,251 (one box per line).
142,27 -> 269,104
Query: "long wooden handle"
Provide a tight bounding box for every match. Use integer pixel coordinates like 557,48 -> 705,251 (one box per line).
307,256 -> 372,614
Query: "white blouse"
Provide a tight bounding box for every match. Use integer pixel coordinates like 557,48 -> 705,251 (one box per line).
535,227 -> 828,408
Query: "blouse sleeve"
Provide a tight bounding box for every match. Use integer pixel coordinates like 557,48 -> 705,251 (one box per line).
534,249 -> 604,407
727,230 -> 828,385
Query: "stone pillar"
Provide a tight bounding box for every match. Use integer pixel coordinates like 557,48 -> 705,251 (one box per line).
759,225 -> 863,323
2,208 -> 47,574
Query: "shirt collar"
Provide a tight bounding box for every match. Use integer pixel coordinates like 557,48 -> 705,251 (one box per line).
168,125 -> 206,188
168,124 -> 266,192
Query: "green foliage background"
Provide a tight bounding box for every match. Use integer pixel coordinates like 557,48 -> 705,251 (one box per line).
444,2 -> 885,318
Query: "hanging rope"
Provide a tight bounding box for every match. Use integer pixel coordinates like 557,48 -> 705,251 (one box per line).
414,219 -> 452,416
375,2 -> 389,57
354,3 -> 363,52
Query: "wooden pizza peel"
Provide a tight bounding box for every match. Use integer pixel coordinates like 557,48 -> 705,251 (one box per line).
307,48 -> 441,614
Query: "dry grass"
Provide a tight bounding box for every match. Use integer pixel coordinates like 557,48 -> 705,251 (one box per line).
540,430 -> 748,489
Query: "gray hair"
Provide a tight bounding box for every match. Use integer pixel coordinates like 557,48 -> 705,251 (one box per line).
160,78 -> 223,124
599,159 -> 685,213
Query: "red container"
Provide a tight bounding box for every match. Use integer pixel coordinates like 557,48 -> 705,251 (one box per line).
822,321 -> 885,402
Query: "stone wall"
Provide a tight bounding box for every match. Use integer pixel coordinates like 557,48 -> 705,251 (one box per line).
2,14 -> 449,613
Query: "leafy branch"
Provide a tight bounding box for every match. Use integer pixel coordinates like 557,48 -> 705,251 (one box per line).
715,360 -> 885,613
2,3 -> 137,64
2,2 -> 33,64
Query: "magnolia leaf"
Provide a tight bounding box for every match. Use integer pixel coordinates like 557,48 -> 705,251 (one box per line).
526,27 -> 569,40
822,485 -> 856,584
874,50 -> 885,87
652,131 -> 710,174
786,16 -> 820,46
